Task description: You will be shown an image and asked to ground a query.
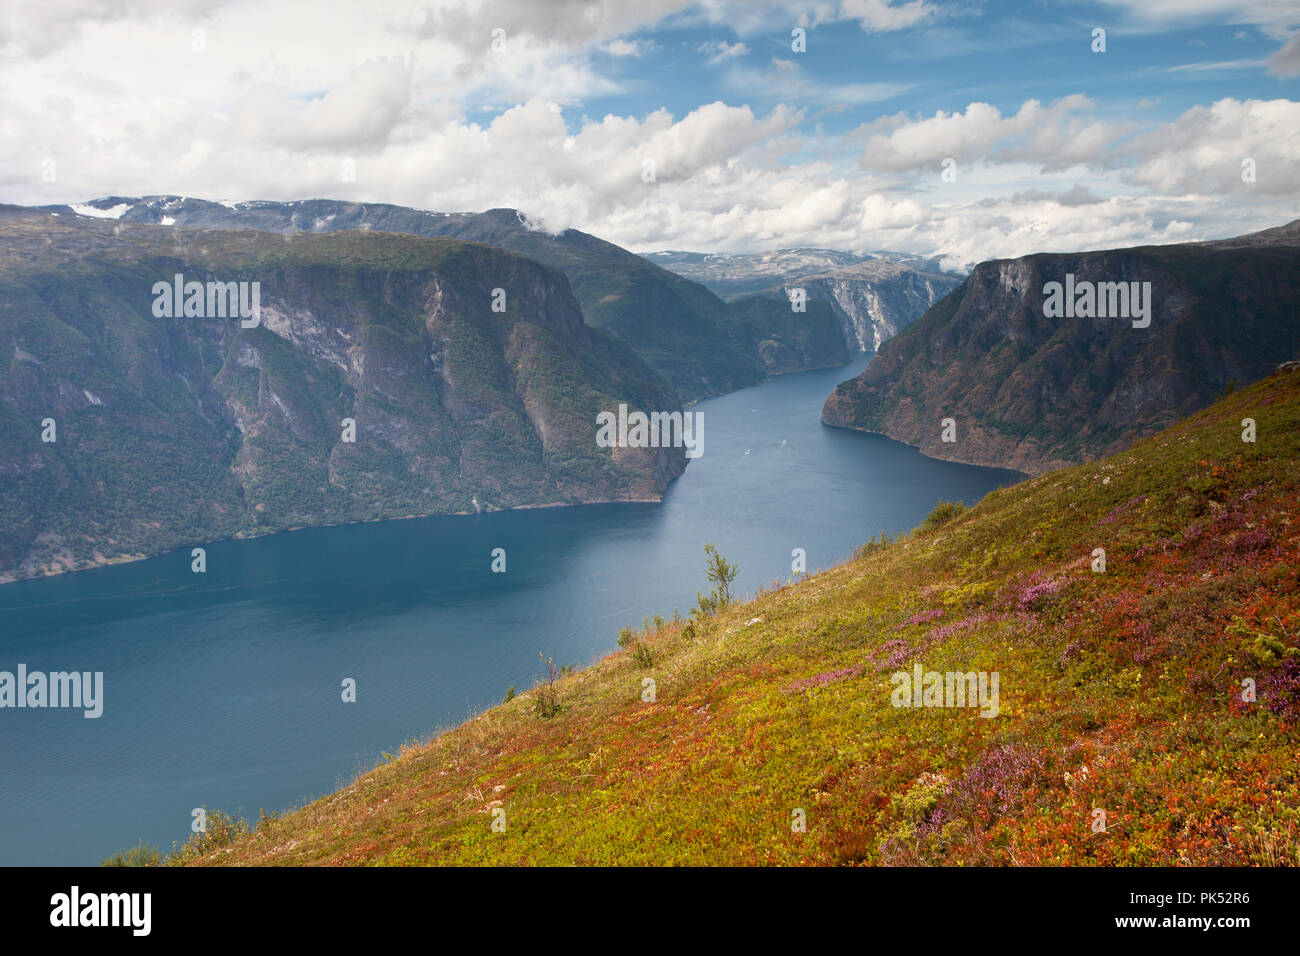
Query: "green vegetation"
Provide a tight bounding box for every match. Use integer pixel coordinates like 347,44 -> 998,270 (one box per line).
630,641 -> 656,669
854,530 -> 895,559
693,542 -> 738,618
165,812 -> 253,867
101,841 -> 162,867
102,811 -> 250,867
534,654 -> 564,719
180,366 -> 1300,866
0,214 -> 685,582
922,499 -> 966,529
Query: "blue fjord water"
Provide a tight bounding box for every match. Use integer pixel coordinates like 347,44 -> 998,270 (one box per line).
0,355 -> 1022,864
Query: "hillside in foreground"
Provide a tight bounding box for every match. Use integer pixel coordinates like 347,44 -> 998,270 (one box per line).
183,366 -> 1300,866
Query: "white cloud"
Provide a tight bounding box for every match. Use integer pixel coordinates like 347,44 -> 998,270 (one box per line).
601,38 -> 654,57
0,0 -> 1295,273
0,0 -> 222,56
698,40 -> 748,64
1125,98 -> 1300,198
1097,0 -> 1300,34
1163,59 -> 1266,72
858,96 -> 1126,173
228,58 -> 414,150
5,85 -> 1298,271
838,0 -> 936,33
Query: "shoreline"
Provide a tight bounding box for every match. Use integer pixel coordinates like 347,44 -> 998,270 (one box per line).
3,357 -> 869,590
0,493 -> 668,588
818,417 -> 1043,478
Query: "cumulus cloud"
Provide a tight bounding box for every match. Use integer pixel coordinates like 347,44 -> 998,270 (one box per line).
228,59 -> 413,150
857,96 -> 1128,173
0,0 -> 222,56
0,0 -> 1296,273
5,85 -> 1298,270
1125,98 -> 1300,197
601,38 -> 655,56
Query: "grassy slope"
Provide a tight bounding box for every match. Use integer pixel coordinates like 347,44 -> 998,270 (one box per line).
187,368 -> 1300,866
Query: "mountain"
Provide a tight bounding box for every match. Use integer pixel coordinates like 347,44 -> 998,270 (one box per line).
645,248 -> 875,298
175,365 -> 1300,866
777,260 -> 964,351
644,247 -> 953,298
646,248 -> 963,350
38,198 -> 851,402
822,222 -> 1300,475
0,210 -> 684,583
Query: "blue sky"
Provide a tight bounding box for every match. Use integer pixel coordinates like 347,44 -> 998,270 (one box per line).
2,0 -> 1297,267
571,3 -> 1291,135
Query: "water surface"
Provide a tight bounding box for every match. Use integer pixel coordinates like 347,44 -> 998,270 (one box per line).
0,354 -> 1022,864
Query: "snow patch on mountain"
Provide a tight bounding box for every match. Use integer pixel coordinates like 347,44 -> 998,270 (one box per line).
71,202 -> 132,219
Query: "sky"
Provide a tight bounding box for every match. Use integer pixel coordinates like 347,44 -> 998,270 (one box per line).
1,0 -> 1298,268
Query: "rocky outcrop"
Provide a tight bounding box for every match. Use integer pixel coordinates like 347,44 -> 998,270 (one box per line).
784,260 -> 962,351
822,221 -> 1300,475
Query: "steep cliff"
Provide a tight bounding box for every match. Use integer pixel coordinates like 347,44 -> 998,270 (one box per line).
647,248 -> 962,352
822,222 -> 1300,474
783,260 -> 963,351
0,212 -> 684,581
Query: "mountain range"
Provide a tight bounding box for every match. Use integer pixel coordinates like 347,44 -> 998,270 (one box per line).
0,196 -> 971,584
8,200 -> 1297,583
36,198 -> 863,402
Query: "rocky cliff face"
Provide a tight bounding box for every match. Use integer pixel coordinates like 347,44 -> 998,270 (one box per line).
646,247 -> 962,352
0,213 -> 683,581
822,221 -> 1300,475
786,260 -> 963,351
36,198 -> 851,402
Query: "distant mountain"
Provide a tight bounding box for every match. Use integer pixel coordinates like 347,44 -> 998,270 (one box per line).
645,248 -> 962,351
822,221 -> 1300,474
645,248 -> 875,298
777,260 -> 964,351
0,210 -> 684,582
38,198 -> 851,402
